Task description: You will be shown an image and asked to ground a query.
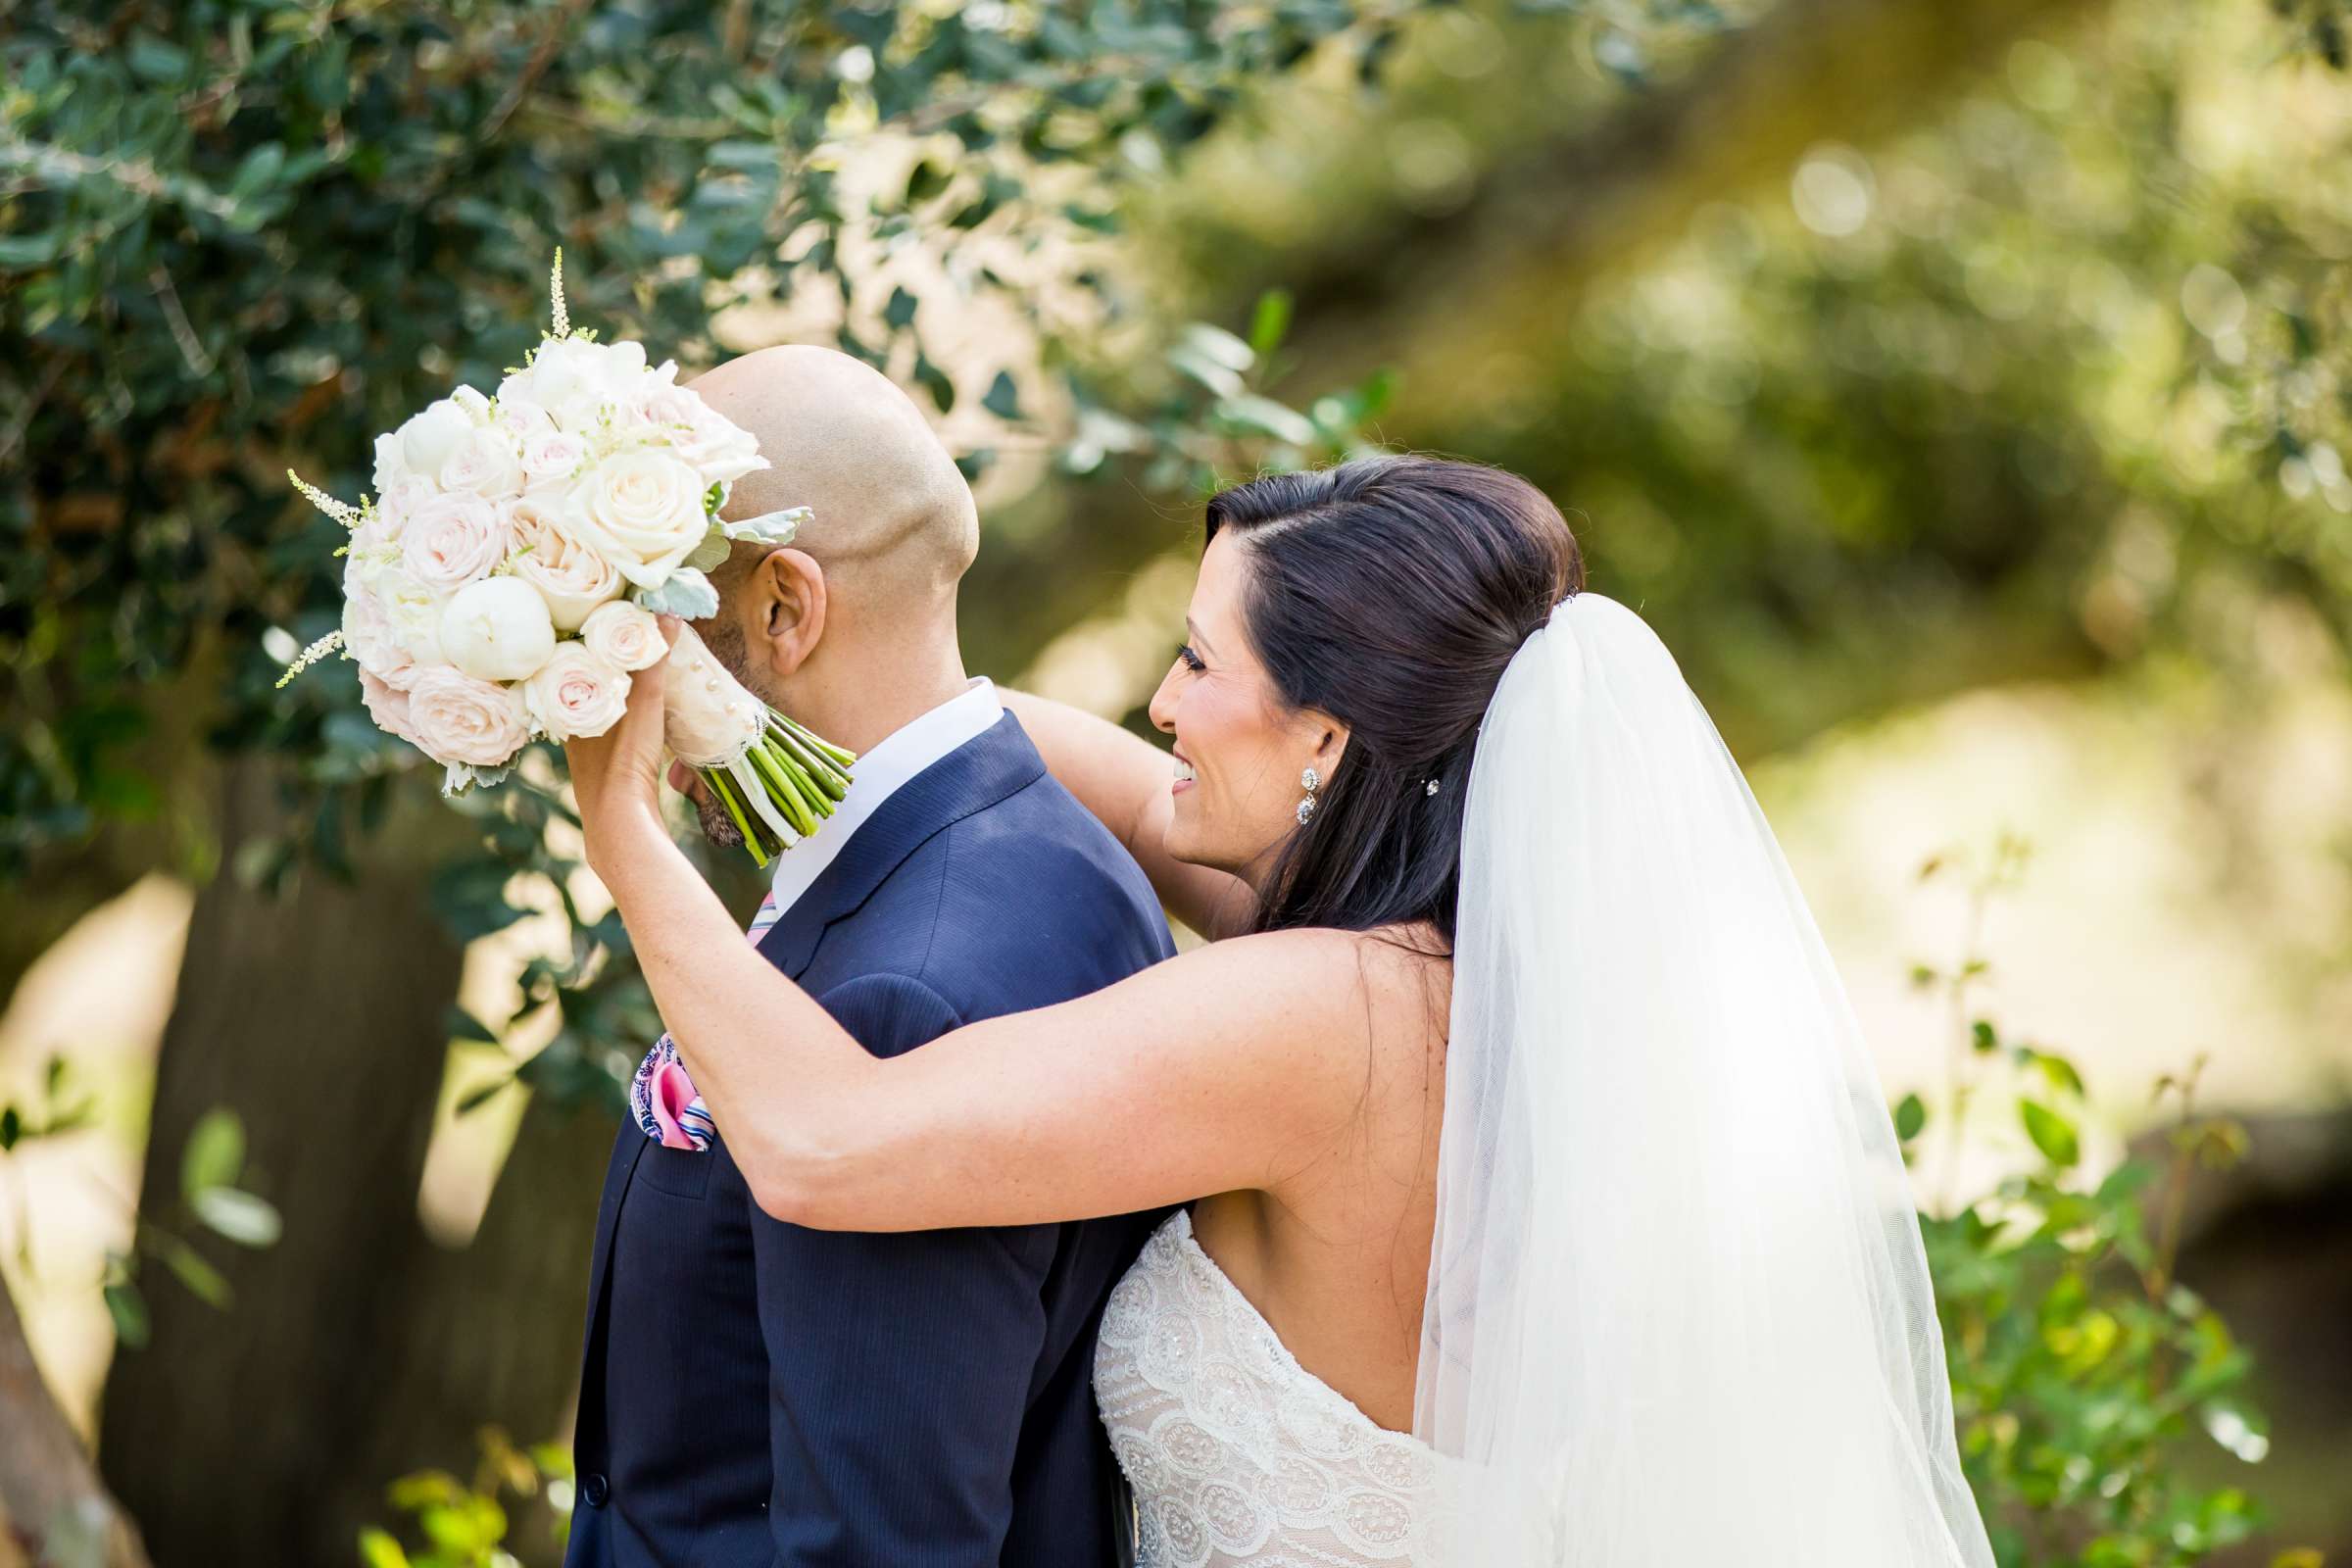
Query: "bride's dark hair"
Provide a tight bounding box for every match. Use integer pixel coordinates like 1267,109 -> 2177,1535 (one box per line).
1205,454 -> 1584,947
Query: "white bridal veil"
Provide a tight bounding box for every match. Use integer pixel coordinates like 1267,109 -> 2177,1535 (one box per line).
1415,593 -> 1996,1567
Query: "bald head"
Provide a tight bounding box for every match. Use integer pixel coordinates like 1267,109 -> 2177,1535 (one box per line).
691,345 -> 977,603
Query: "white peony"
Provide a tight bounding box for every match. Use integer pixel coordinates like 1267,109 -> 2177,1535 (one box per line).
561,450 -> 711,587
398,399 -> 473,478
376,567 -> 447,667
371,432 -> 412,497
437,575 -> 558,683
507,492 -> 623,630
405,665 -> 532,766
523,336 -> 647,426
677,406 -> 767,485
449,384 -> 494,422
579,599 -> 667,672
402,490 -> 511,593
521,642 -> 632,741
439,424 -> 527,502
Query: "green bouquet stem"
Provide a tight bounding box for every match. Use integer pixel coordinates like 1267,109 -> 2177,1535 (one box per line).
692,714 -> 857,870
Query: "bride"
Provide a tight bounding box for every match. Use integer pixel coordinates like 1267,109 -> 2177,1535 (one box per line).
565,454 -> 1996,1566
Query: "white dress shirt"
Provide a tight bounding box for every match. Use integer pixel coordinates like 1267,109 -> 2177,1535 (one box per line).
766,678 -> 1004,915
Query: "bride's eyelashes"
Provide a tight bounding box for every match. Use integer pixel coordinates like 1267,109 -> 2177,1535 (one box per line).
1175,643 -> 1206,673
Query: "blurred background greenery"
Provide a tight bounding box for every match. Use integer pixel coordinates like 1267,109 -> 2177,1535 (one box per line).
3,0 -> 2349,1565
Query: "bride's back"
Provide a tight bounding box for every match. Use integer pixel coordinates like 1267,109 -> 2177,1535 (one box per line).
1185,928 -> 1451,1436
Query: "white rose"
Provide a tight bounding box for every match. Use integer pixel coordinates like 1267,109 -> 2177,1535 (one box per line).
449,384 -> 494,422
437,575 -> 558,683
405,665 -> 532,766
398,400 -> 473,478
341,585 -> 415,687
520,429 -> 589,485
562,450 -> 711,587
579,600 -> 667,672
402,490 -> 511,593
507,492 -> 623,630
521,642 -> 632,741
359,667 -> 424,747
376,567 -> 446,666
439,424 -> 527,501
371,432 -> 411,497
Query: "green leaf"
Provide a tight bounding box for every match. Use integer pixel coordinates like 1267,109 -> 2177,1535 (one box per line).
913,355 -> 956,413
192,1186 -> 283,1249
2033,1051 -> 2086,1099
0,1104 -> 19,1152
2020,1100 -> 2081,1168
228,144 -> 286,202
1970,1019 -> 1998,1054
633,568 -> 719,619
1248,289 -> 1294,359
884,286 -> 919,331
104,1281 -> 150,1349
180,1107 -> 246,1200
0,232 -> 61,270
158,1237 -> 233,1308
1894,1093 -> 1927,1142
356,1527 -> 411,1568
1219,393 -> 1317,447
982,370 -> 1022,421
387,1471 -> 463,1512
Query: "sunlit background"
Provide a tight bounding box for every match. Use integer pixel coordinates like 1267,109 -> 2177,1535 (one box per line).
4,0 -> 2349,1563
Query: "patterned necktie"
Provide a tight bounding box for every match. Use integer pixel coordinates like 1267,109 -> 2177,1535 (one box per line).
626,892 -> 784,1151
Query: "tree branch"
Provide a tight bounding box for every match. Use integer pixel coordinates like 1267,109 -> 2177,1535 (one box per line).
0,1270 -> 150,1568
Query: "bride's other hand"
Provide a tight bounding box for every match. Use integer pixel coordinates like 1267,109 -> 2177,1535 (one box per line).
565,613 -> 681,865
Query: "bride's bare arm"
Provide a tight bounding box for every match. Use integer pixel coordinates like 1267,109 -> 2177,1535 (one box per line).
997,688 -> 1254,939
589,807 -> 1375,1231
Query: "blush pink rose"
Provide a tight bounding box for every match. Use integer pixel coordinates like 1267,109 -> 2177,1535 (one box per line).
402,490 -> 511,593
359,667 -> 424,746
521,642 -> 632,741
578,600 -> 667,672
404,665 -> 532,766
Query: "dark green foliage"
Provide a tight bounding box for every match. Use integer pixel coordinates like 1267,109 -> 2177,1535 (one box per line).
0,0 -> 1437,1101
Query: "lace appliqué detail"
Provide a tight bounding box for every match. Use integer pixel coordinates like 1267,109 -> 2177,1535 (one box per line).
1095,1211 -> 1445,1566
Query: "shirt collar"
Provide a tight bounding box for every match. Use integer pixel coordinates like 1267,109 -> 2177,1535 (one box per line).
766,678 -> 1004,914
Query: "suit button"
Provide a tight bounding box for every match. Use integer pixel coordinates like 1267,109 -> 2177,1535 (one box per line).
581,1472 -> 610,1508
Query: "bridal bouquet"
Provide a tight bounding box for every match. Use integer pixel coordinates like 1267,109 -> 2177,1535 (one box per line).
278,252 -> 852,867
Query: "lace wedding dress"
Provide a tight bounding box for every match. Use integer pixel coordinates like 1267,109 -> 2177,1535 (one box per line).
1094,1210 -> 1446,1566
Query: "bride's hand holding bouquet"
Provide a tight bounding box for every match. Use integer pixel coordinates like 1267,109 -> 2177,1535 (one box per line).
279,252 -> 853,866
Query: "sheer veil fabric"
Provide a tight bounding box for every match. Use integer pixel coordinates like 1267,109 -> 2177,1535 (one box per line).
1415,593 -> 1996,1566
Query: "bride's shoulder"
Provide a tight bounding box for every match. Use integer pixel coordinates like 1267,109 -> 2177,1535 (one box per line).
1188,922 -> 1449,1023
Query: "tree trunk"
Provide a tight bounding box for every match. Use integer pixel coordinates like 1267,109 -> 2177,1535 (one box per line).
333,1093 -> 615,1564
94,758 -> 608,1565
0,1269 -> 150,1568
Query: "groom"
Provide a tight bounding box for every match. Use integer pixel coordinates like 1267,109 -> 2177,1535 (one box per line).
565,346 -> 1173,1566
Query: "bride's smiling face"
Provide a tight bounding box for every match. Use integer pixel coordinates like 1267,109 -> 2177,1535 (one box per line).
1148,530 -> 1346,885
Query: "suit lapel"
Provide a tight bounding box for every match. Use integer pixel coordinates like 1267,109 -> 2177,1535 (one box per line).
758,711 -> 1045,979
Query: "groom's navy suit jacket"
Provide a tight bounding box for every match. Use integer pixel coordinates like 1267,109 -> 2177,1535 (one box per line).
566,713 -> 1174,1568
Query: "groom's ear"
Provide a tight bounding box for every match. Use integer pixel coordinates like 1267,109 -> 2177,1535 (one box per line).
752,547 -> 827,678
